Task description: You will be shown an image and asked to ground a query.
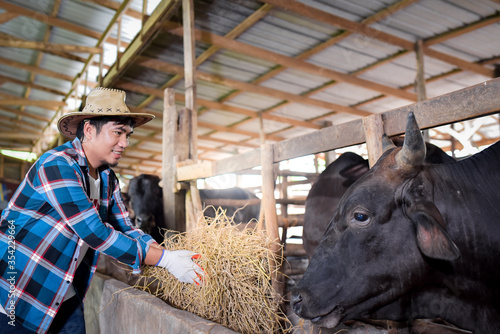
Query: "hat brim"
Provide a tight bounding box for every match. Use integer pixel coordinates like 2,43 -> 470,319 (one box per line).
58,111 -> 155,139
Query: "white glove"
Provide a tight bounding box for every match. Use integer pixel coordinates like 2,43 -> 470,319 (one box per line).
156,249 -> 205,285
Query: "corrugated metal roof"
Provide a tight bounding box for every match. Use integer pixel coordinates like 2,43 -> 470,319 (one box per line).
0,0 -> 499,178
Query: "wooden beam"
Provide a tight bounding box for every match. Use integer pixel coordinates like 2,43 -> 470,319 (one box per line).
425,13 -> 500,46
165,23 -> 418,102
0,1 -> 101,39
260,0 -> 494,78
0,40 -> 103,54
183,0 -> 198,162
198,121 -> 285,142
0,32 -> 96,65
157,3 -> 274,95
0,105 -> 51,123
206,0 -> 416,153
225,0 -> 492,142
218,0 -> 415,105
0,114 -> 44,131
0,124 -> 41,136
33,0 -> 134,156
0,57 -> 74,82
134,56 -> 372,117
0,132 -> 40,140
0,1 -> 127,48
0,11 -> 18,24
0,75 -> 66,96
20,0 -> 61,123
421,46 -> 493,77
0,99 -> 65,110
198,135 -> 259,148
102,0 -> 181,87
81,0 -> 144,20
117,81 -> 322,129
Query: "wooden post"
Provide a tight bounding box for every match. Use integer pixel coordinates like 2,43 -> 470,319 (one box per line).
183,0 -> 197,161
257,112 -> 266,229
415,39 -> 427,102
415,39 -> 430,141
98,50 -> 104,87
363,114 -> 385,168
20,162 -> 26,179
162,88 -> 187,232
280,173 -> 289,247
141,0 -> 148,32
261,143 -> 283,297
182,0 -> 202,229
0,154 -> 4,178
116,19 -> 122,69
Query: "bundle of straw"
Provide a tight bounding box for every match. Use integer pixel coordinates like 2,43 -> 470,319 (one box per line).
135,208 -> 291,333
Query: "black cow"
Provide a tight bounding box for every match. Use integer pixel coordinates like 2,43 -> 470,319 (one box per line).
303,137 -> 454,259
127,174 -> 260,242
127,174 -> 165,243
198,187 -> 260,224
292,112 -> 500,333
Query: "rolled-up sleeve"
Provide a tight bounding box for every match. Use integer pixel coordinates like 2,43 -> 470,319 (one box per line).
32,158 -> 149,273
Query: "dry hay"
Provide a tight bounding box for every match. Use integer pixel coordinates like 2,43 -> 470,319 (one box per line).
134,207 -> 292,333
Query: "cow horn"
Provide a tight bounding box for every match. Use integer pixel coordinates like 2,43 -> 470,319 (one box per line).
396,112 -> 426,169
381,134 -> 396,153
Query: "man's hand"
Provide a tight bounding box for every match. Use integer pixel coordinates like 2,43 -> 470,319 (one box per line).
156,249 -> 205,285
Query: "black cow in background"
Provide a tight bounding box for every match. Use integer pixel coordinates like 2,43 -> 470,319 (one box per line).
198,187 -> 261,224
127,174 -> 165,243
302,136 -> 455,259
126,174 -> 260,243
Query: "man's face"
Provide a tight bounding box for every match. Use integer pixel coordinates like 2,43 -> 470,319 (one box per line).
84,121 -> 133,168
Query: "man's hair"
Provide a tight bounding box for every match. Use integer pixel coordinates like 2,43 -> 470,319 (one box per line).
76,116 -> 136,141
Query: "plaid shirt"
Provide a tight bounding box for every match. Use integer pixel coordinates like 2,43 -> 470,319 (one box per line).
0,138 -> 155,333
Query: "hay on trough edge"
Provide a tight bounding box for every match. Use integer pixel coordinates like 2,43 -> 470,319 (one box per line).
134,207 -> 293,334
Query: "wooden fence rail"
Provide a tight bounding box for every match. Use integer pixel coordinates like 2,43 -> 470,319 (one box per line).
177,77 -> 500,181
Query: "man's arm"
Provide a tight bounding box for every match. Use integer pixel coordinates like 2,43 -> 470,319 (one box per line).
32,159 -> 147,272
144,243 -> 163,265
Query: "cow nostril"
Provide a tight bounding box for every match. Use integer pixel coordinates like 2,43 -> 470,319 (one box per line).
290,292 -> 303,314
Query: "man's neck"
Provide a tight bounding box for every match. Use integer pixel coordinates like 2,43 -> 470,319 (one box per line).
88,165 -> 98,179
81,141 -> 99,178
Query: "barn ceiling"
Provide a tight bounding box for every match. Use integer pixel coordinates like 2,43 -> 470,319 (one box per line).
1,0 -> 500,178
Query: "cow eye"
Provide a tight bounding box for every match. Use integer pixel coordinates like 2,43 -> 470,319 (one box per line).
350,209 -> 371,227
354,212 -> 368,222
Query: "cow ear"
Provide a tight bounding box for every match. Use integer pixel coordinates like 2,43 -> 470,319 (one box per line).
339,160 -> 369,182
407,201 -> 460,261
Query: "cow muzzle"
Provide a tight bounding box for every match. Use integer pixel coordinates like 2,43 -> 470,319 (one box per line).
135,214 -> 156,233
291,289 -> 342,328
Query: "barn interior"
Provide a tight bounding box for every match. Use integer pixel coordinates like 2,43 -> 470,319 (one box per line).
1,0 -> 500,332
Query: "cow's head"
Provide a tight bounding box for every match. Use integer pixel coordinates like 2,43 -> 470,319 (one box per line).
291,112 -> 460,328
127,174 -> 163,234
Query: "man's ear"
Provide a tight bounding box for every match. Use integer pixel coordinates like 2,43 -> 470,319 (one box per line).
83,120 -> 94,140
406,200 -> 460,261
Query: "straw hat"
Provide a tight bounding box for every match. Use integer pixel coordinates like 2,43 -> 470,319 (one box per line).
58,87 -> 154,138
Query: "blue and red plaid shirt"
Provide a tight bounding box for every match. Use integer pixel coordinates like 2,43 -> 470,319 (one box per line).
0,138 -> 155,333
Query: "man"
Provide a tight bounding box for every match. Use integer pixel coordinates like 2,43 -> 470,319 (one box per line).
0,87 -> 204,333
